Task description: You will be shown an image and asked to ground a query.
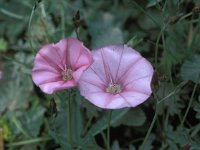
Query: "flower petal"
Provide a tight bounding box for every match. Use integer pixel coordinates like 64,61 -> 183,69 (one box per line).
119,57 -> 153,86
32,38 -> 93,94
119,91 -> 151,107
124,75 -> 152,95
101,45 -> 141,82
37,45 -> 63,71
105,94 -> 131,109
39,80 -> 76,94
78,44 -> 153,109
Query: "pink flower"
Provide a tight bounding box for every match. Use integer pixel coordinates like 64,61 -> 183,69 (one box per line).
32,38 -> 93,94
78,45 -> 153,109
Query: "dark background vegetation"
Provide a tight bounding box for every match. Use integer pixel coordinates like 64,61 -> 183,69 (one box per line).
1,0 -> 200,149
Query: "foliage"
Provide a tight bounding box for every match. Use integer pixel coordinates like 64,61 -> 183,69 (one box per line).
1,0 -> 200,149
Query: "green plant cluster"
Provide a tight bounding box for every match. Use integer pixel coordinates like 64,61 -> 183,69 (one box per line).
1,0 -> 200,149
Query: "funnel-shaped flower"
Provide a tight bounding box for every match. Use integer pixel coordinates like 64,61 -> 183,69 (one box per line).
78,45 -> 153,109
32,38 -> 93,94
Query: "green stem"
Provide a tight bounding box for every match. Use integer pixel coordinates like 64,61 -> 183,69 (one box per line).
181,81 -> 198,127
179,12 -> 193,22
2,54 -> 31,70
81,116 -> 93,137
106,110 -> 112,150
128,137 -> 144,145
75,28 -> 79,40
0,8 -> 23,20
7,137 -> 51,147
101,132 -> 107,147
12,113 -> 30,138
28,1 -> 38,54
61,2 -> 65,38
141,109 -> 158,149
140,92 -> 158,149
157,81 -> 188,104
67,90 -> 73,150
131,1 -> 160,28
155,23 -> 168,70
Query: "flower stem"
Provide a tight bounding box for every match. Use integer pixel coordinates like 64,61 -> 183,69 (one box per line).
67,90 -> 73,150
181,81 -> 198,127
155,23 -> 168,70
140,108 -> 158,149
140,92 -> 158,149
75,28 -> 79,40
61,1 -> 65,38
106,110 -> 112,150
179,12 -> 193,22
28,1 -> 39,54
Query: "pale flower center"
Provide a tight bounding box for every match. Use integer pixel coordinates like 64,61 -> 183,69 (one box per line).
61,69 -> 73,81
106,83 -> 121,94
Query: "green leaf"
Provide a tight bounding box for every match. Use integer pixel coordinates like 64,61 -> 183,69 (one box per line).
87,13 -> 124,48
112,107 -> 146,127
181,55 -> 200,83
18,103 -> 45,137
0,38 -> 8,52
138,10 -> 162,30
156,82 -> 183,116
146,0 -> 162,8
165,126 -> 191,148
82,108 -> 129,144
0,70 -> 33,113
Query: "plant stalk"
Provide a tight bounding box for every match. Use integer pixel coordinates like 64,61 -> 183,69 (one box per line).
106,110 -> 112,150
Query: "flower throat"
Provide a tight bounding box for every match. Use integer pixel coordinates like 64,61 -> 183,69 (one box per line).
106,83 -> 121,94
61,69 -> 73,81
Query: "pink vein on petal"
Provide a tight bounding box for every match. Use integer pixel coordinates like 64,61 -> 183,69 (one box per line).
114,45 -> 124,81
58,40 -> 68,67
119,93 -> 133,107
80,79 -> 105,89
104,95 -> 113,108
126,89 -> 150,96
117,57 -> 143,83
90,67 -> 107,85
100,49 -> 114,82
38,51 -> 61,72
66,39 -> 72,69
32,68 -> 59,74
123,74 -> 152,87
54,46 -> 65,68
59,80 -> 70,86
83,91 -> 104,95
39,76 -> 61,85
74,47 -> 82,69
